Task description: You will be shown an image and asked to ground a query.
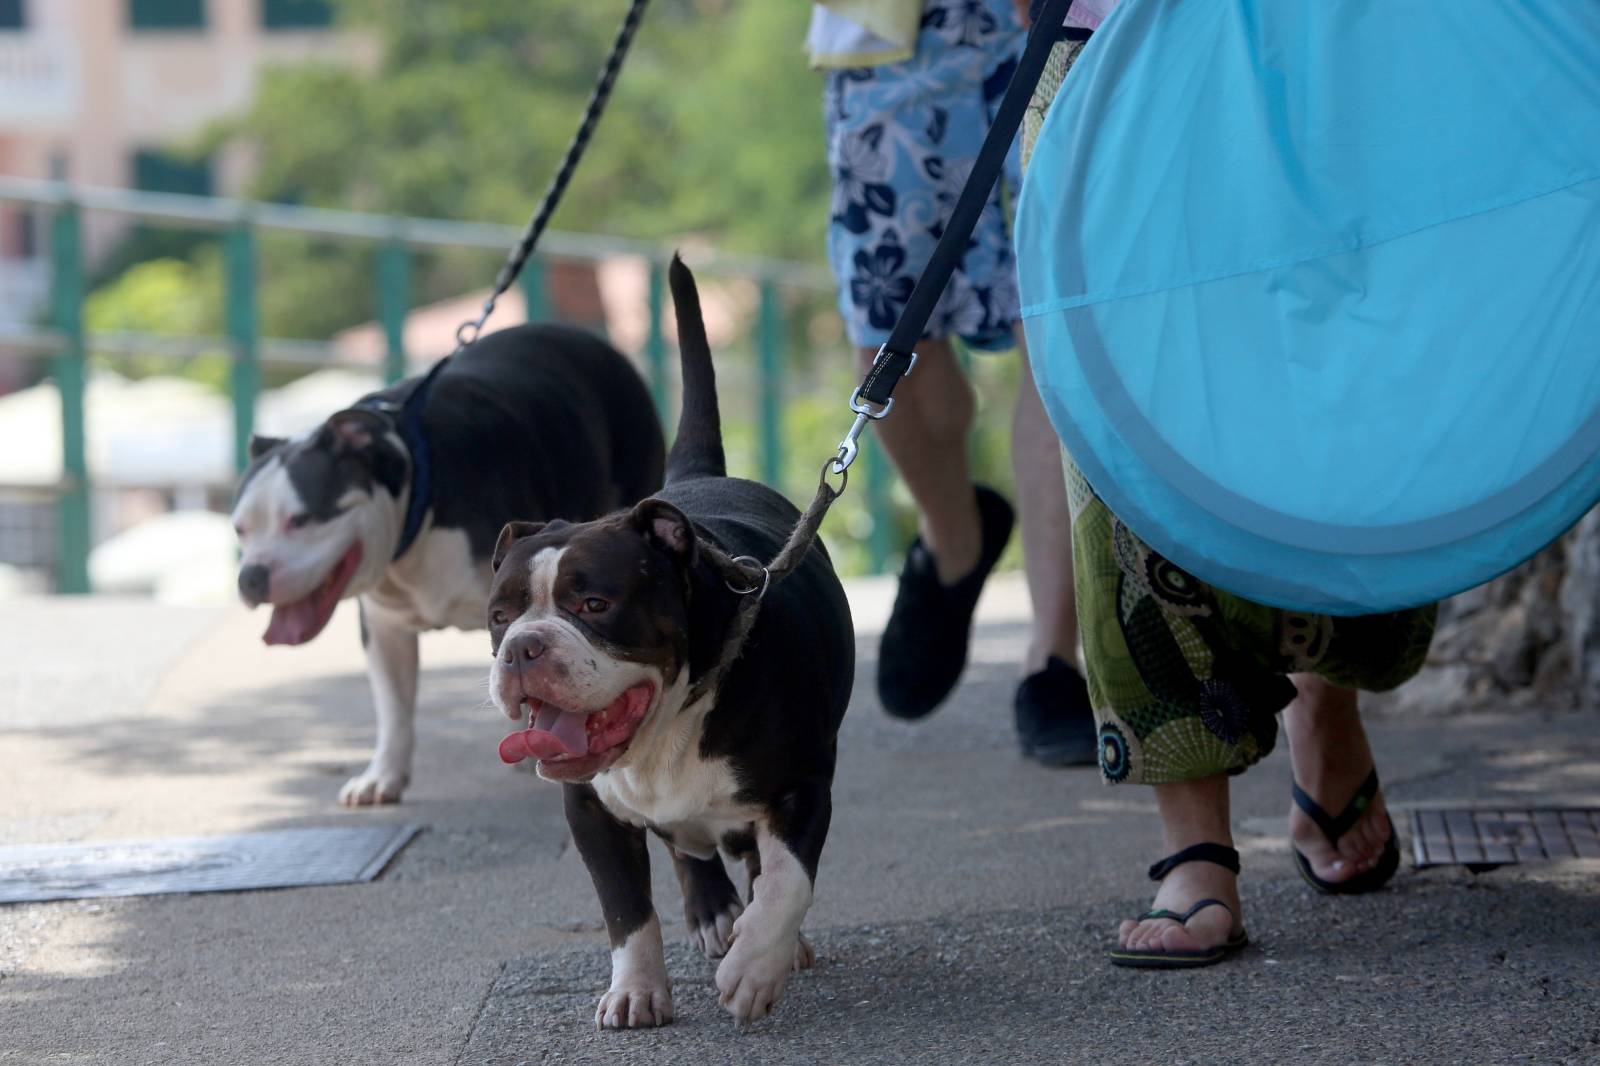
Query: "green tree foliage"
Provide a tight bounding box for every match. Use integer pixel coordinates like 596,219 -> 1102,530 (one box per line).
87,0 -> 1033,575
222,0 -> 829,261
99,0 -> 831,344
84,257 -> 230,389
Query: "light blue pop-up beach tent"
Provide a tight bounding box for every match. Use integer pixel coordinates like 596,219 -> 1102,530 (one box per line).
1016,0 -> 1600,614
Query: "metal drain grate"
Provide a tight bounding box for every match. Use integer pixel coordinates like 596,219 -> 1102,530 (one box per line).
0,824 -> 420,904
1409,808 -> 1600,868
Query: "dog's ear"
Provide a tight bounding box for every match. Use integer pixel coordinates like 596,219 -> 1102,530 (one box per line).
248,434 -> 287,461
321,408 -> 390,452
629,499 -> 696,565
492,520 -> 547,572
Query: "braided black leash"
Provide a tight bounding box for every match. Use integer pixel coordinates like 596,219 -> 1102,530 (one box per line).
453,0 -> 653,352
362,0 -> 651,559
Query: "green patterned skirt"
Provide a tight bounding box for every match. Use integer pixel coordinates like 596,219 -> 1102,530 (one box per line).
1026,42 -> 1436,785
1065,458 -> 1436,784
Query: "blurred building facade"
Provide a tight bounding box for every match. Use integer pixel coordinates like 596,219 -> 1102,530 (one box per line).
0,0 -> 370,340
0,2 -> 755,597
0,0 -> 371,590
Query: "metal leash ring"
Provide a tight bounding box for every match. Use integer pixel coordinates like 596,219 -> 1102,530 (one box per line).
724,556 -> 771,600
454,305 -> 492,350
818,456 -> 849,498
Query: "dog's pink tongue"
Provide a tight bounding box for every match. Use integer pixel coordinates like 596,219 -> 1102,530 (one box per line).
538,706 -> 591,755
498,706 -> 589,764
264,599 -> 318,645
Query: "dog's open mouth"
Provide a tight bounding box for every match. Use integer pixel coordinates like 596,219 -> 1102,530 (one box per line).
498,681 -> 655,781
261,543 -> 363,646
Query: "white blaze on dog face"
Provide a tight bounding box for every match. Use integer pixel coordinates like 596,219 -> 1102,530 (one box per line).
487,510 -> 703,782
230,412 -> 408,645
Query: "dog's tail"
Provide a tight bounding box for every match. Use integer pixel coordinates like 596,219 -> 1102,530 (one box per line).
664,255 -> 726,483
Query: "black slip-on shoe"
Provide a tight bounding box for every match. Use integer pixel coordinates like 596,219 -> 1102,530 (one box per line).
877,486 -> 1015,720
1015,655 -> 1098,766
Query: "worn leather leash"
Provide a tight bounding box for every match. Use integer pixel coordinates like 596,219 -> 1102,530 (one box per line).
702,0 -> 1084,674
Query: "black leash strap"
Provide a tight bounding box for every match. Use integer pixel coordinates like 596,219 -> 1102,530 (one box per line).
837,0 -> 1077,473
701,0 -> 1081,681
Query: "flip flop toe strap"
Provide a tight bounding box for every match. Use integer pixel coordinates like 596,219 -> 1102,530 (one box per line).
1146,842 -> 1241,881
1292,768 -> 1380,847
1138,898 -> 1235,925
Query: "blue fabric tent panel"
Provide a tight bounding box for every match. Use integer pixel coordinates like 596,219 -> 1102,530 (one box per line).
1017,0 -> 1600,613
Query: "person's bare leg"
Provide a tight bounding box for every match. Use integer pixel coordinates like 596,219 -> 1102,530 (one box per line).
1011,334 -> 1077,673
857,338 -> 981,583
1282,675 -> 1394,882
1118,774 -> 1244,953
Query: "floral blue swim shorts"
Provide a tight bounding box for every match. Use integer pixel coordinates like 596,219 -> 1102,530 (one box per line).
823,0 -> 1025,352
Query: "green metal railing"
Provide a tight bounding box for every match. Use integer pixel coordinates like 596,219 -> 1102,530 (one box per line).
47,204 -> 89,595
0,177 -> 897,593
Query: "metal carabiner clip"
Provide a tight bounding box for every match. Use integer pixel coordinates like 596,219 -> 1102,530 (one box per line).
832,387 -> 894,474
832,346 -> 917,474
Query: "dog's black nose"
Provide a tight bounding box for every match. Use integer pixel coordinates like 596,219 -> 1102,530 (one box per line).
502,633 -> 546,665
238,564 -> 270,605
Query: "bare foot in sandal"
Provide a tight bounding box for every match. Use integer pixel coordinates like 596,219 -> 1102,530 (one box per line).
1114,847 -> 1246,964
1110,775 -> 1249,968
1283,675 -> 1399,892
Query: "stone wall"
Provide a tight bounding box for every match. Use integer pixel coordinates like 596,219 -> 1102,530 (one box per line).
1378,511 -> 1600,713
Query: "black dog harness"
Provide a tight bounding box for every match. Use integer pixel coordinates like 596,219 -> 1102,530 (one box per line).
353,354 -> 446,561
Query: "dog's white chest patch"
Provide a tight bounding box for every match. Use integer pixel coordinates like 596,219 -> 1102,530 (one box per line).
367,526 -> 488,631
592,710 -> 752,858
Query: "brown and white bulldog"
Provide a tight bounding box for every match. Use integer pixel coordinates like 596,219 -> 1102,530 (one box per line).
486,258 -> 854,1026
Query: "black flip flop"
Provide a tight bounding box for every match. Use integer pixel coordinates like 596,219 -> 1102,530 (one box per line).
1291,767 -> 1400,895
1108,843 -> 1249,970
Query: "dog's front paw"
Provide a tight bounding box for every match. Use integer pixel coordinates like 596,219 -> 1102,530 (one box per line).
338,766 -> 408,806
689,900 -> 742,960
595,980 -> 674,1030
715,925 -> 796,1023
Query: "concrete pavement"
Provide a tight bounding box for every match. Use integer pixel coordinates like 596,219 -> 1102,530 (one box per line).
2,577 -> 1598,1064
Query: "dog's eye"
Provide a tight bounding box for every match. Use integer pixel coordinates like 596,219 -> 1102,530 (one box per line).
581,597 -> 609,615
286,513 -> 311,531
490,609 -> 509,627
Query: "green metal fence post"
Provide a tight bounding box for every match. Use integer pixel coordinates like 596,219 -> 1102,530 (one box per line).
866,436 -> 892,574
520,253 -> 551,323
50,201 -> 90,594
645,258 -> 668,421
757,279 -> 783,489
224,219 -> 260,474
377,238 -> 411,384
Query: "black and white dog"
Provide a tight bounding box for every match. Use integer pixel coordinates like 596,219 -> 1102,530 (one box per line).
232,325 -> 664,805
486,259 -> 854,1026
